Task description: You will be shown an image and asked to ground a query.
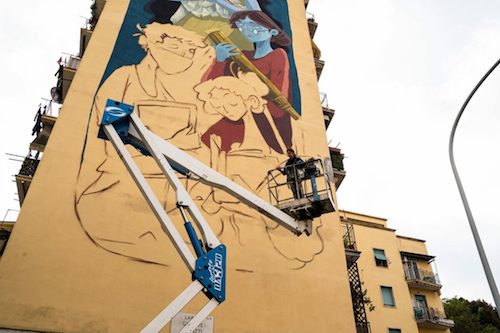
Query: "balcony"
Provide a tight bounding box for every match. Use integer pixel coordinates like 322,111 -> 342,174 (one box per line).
355,324 -> 371,333
329,147 -> 346,189
15,157 -> 40,206
80,28 -> 93,57
404,264 -> 442,291
311,39 -> 322,60
89,0 -> 107,30
0,229 -> 11,256
30,115 -> 57,152
342,222 -> 361,267
306,13 -> 318,38
414,307 -> 454,330
55,55 -> 81,104
0,222 -> 15,257
315,58 -> 325,79
320,92 -> 335,129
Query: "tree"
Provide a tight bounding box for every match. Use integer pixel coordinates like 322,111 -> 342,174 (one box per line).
444,297 -> 500,333
470,300 -> 500,329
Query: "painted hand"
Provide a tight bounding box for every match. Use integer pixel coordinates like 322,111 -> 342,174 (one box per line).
215,42 -> 240,62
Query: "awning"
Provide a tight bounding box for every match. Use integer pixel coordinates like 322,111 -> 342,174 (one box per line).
374,249 -> 388,260
400,251 -> 435,262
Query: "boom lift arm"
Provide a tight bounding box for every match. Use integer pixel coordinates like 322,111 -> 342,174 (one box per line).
98,100 -> 329,333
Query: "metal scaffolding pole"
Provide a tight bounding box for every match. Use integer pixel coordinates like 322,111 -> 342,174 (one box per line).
448,57 -> 500,317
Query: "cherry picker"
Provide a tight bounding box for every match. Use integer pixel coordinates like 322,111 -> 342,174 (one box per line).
98,99 -> 336,333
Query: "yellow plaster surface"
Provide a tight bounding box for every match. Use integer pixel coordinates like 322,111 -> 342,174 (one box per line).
354,224 -> 420,333
398,236 -> 429,256
0,1 -> 355,332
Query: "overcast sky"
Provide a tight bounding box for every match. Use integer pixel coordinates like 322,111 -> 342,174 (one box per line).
1,0 -> 499,306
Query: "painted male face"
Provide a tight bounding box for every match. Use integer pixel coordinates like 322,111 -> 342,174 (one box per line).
235,17 -> 276,43
149,35 -> 199,74
209,88 -> 247,121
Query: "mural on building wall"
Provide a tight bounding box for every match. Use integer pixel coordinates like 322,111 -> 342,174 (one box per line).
75,0 -> 324,269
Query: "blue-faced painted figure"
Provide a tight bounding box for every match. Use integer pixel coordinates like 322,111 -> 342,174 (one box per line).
205,10 -> 294,153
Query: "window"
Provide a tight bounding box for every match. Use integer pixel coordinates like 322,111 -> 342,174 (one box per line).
381,286 -> 395,307
389,329 -> 401,333
374,248 -> 388,267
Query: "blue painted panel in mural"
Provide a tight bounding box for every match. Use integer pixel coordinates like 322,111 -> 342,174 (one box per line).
100,0 -> 302,153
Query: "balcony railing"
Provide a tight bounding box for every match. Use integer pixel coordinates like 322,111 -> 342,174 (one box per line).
63,55 -> 81,70
306,12 -> 318,38
404,264 -> 442,291
90,0 -> 107,30
30,114 -> 57,153
414,306 -> 454,329
342,222 -> 360,267
18,157 -> 40,178
80,28 -> 93,57
355,324 -> 371,333
342,222 -> 357,250
330,148 -> 345,172
16,156 -> 41,206
55,55 -> 81,104
0,228 -> 12,256
320,92 -> 335,129
315,58 -> 325,79
329,147 -> 346,189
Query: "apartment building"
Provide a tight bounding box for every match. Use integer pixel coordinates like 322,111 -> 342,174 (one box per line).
341,210 -> 454,333
0,1 -> 354,332
0,1 -> 452,332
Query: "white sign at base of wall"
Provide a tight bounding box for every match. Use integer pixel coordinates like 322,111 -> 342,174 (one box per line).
171,313 -> 214,333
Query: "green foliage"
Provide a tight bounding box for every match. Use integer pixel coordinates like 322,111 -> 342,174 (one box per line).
362,288 -> 375,312
444,297 -> 500,333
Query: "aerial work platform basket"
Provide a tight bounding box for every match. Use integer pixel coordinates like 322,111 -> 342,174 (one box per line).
267,158 -> 336,221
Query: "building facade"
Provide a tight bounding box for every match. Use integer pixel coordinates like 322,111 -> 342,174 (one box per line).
0,1 -> 452,333
340,210 -> 454,333
0,0 -> 355,332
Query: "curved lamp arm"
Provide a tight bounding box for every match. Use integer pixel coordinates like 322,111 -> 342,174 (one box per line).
449,56 -> 500,317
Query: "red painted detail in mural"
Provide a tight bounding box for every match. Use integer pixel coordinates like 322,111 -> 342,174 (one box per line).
204,48 -> 292,151
201,118 -> 245,153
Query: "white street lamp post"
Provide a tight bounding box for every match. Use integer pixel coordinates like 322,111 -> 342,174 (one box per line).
449,57 -> 500,317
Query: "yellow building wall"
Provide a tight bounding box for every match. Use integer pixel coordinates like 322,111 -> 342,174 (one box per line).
409,288 -> 451,333
402,238 -> 450,333
341,210 -> 388,228
352,223 -> 419,333
409,289 -> 443,311
419,328 -> 451,333
397,237 -> 435,273
0,1 -> 355,332
398,236 -> 428,256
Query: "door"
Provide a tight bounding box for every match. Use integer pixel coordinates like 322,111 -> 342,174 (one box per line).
405,258 -> 420,280
414,294 -> 428,319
